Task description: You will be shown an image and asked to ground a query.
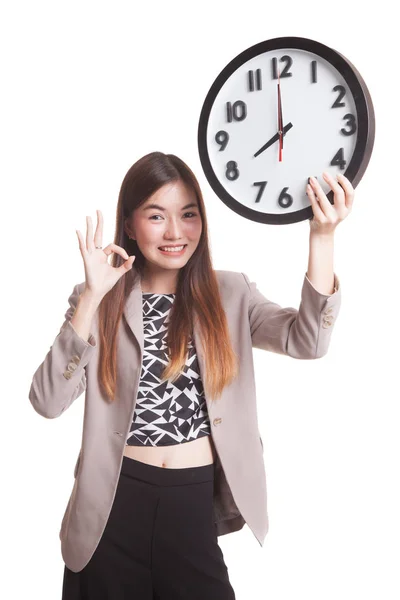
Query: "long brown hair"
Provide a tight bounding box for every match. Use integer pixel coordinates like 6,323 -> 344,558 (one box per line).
98,151 -> 239,403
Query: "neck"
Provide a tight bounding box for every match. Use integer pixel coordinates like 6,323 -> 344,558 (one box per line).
140,268 -> 179,295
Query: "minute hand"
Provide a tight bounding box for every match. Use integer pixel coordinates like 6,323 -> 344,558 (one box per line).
254,122 -> 293,158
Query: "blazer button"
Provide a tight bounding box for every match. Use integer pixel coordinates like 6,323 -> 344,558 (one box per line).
213,417 -> 222,426
71,355 -> 81,365
63,371 -> 72,379
67,362 -> 78,372
322,321 -> 333,328
324,307 -> 334,314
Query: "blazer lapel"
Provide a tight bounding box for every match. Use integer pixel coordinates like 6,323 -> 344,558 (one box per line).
122,270 -> 144,356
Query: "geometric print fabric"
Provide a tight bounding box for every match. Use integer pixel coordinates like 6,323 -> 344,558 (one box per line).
125,293 -> 211,447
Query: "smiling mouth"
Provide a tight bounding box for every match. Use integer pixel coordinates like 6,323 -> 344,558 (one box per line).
158,244 -> 187,250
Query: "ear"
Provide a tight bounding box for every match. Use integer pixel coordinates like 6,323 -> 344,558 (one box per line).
124,218 -> 135,240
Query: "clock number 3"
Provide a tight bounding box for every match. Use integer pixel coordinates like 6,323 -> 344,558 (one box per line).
341,114 -> 357,136
331,85 -> 357,136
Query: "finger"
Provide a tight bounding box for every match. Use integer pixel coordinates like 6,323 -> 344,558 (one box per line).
86,216 -> 95,252
76,230 -> 88,256
309,176 -> 335,217
322,172 -> 346,208
102,243 -> 130,260
117,255 -> 136,274
94,210 -> 103,249
306,183 -> 326,221
336,173 -> 355,210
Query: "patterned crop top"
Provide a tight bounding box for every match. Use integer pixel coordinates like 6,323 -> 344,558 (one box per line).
125,292 -> 211,447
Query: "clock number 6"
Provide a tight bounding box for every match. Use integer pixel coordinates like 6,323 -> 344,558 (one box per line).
253,182 -> 294,208
278,187 -> 293,209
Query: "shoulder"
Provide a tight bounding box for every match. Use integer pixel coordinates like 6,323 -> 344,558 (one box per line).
72,274 -> 248,300
214,270 -> 250,293
74,273 -> 249,290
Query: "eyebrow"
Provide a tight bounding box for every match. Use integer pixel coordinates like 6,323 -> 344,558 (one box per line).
142,202 -> 198,212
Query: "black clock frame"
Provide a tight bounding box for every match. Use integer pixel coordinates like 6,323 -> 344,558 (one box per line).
197,36 -> 375,225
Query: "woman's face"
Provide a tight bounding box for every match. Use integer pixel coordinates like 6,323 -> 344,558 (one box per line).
125,180 -> 203,274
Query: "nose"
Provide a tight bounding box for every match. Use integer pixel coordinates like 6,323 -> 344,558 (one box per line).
164,218 -> 184,240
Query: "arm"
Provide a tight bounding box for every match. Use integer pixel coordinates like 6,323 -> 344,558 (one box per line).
242,269 -> 341,359
28,283 -> 98,419
306,233 -> 337,295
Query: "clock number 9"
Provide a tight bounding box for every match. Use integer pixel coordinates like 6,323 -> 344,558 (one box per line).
215,130 -> 229,151
225,161 -> 239,181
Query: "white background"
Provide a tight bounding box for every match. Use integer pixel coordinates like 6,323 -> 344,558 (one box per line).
2,1 -> 399,598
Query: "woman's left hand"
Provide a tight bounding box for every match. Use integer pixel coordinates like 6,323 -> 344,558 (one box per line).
307,171 -> 355,236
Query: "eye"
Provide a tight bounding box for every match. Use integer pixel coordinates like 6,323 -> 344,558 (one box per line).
149,212 -> 198,221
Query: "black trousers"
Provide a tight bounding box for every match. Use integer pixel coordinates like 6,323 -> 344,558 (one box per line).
62,455 -> 236,599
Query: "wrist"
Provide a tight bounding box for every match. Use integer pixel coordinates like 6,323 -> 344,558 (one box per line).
80,289 -> 102,311
309,231 -> 335,242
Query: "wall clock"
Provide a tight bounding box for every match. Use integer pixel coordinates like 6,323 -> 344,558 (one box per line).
197,36 -> 375,224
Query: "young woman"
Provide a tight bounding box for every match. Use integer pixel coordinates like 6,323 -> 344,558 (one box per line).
29,151 -> 354,599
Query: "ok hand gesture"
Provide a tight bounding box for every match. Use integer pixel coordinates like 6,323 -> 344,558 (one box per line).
76,209 -> 135,300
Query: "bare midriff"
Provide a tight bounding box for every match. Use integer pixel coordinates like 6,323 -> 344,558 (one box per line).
123,434 -> 216,468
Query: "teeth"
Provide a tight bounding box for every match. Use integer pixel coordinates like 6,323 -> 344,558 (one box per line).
159,245 -> 185,252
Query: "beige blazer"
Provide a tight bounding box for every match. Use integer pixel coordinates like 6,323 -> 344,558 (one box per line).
29,267 -> 341,573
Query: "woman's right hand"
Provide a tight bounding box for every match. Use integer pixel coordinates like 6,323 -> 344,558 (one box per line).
76,209 -> 136,301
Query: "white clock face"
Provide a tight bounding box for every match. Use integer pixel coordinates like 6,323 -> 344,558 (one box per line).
206,48 -> 358,217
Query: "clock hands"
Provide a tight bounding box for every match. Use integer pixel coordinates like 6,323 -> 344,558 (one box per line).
254,69 -> 290,160
277,70 -> 283,161
253,122 -> 293,158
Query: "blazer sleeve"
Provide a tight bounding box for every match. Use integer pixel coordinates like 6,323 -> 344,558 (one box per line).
28,283 -> 97,419
242,271 -> 341,359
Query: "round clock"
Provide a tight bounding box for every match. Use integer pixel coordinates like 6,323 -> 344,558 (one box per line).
197,36 -> 375,225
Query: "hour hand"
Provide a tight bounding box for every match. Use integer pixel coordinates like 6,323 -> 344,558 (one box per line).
254,122 -> 293,158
